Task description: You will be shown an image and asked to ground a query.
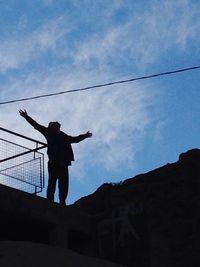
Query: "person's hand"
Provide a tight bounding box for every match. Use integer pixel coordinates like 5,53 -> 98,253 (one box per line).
19,109 -> 28,118
85,131 -> 92,138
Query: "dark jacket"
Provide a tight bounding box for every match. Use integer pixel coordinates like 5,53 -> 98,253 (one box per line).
26,116 -> 87,165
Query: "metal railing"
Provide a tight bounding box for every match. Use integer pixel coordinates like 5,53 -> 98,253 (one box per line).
0,127 -> 47,194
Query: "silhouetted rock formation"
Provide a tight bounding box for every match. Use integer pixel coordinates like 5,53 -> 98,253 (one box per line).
0,148 -> 199,267
74,148 -> 200,267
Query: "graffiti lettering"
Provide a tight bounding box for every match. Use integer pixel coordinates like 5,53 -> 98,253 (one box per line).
98,201 -> 143,256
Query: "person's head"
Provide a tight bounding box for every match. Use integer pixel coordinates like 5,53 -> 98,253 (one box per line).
48,121 -> 61,132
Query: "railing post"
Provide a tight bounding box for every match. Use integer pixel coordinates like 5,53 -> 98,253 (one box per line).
0,128 -> 47,194
34,186 -> 37,195
34,142 -> 39,160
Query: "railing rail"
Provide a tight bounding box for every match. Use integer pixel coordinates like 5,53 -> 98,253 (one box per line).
0,127 -> 46,194
0,145 -> 47,163
0,127 -> 46,145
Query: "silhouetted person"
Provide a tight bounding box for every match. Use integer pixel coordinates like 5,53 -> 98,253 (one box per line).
19,109 -> 92,205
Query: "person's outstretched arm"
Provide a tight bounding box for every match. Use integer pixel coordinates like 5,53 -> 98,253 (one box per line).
66,131 -> 93,143
19,109 -> 47,135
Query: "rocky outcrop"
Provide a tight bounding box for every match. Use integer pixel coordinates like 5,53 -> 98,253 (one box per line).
0,148 -> 199,267
74,148 -> 200,267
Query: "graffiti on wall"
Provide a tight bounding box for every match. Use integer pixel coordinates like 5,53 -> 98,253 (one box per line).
98,201 -> 143,259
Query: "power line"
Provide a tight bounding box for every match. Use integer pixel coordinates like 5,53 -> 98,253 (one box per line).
1,65 -> 200,105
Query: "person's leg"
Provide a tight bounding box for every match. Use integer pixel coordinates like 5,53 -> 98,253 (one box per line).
47,161 -> 57,202
58,165 -> 69,205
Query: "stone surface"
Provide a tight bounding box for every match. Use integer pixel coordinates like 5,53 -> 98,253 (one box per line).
74,148 -> 200,267
0,241 -> 123,267
0,148 -> 200,267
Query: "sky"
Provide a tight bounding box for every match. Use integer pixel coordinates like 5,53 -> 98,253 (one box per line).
0,0 -> 200,204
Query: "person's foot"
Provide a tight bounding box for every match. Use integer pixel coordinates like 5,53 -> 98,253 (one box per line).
47,198 -> 54,203
59,201 -> 66,206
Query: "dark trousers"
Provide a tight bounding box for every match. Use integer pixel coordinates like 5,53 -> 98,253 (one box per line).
47,161 -> 69,205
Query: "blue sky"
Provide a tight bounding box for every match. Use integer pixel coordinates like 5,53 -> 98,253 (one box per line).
0,0 -> 200,204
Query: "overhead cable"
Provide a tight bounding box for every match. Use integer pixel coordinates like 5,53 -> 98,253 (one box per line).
0,65 -> 200,105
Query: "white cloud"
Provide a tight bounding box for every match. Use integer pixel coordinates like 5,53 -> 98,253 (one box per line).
0,16 -> 68,73
0,65 -> 157,181
1,1 -> 199,74
130,0 -> 200,65
1,0 -> 199,184
71,0 -> 200,69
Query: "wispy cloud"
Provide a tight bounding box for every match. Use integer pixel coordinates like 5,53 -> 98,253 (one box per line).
129,0 -> 200,66
1,1 -> 199,73
0,16 -> 68,73
71,0 -> 200,69
0,64 -> 158,181
0,0 -> 199,184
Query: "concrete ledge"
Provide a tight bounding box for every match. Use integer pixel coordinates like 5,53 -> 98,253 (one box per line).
0,241 -> 124,267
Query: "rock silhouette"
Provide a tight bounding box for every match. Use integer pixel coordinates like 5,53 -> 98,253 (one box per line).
74,148 -> 200,266
0,148 -> 199,267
